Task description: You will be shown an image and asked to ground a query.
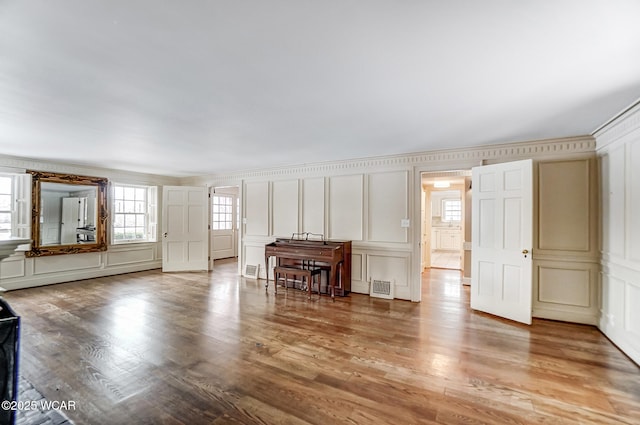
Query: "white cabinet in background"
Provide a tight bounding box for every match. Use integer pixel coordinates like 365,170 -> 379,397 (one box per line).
433,228 -> 461,250
431,229 -> 440,249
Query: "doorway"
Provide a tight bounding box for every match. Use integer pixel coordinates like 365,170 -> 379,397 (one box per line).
429,189 -> 462,269
210,186 -> 240,267
421,171 -> 471,276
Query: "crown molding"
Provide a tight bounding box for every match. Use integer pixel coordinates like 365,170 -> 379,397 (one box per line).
185,135 -> 595,186
593,101 -> 640,150
0,154 -> 180,185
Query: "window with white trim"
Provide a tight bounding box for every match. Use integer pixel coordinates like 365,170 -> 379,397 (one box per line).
442,199 -> 462,222
0,176 -> 12,239
112,184 -> 157,243
0,173 -> 31,242
212,194 -> 234,230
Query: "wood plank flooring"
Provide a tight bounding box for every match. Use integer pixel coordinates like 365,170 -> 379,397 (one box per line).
4,260 -> 639,424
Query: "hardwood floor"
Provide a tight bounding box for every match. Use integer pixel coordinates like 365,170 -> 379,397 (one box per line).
4,261 -> 639,424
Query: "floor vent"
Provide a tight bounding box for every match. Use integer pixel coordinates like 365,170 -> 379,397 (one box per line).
370,279 -> 394,299
244,264 -> 259,279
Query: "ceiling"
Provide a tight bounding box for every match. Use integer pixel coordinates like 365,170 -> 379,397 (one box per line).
1,1 -> 640,177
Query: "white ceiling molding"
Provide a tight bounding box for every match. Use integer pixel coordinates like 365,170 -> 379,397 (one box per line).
185,136 -> 596,186
594,101 -> 640,149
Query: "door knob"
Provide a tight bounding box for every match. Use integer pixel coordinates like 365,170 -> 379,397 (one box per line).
522,249 -> 529,254
163,232 -> 168,238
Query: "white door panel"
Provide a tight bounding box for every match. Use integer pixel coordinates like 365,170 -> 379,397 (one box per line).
211,192 -> 237,260
471,159 -> 533,325
162,186 -> 208,272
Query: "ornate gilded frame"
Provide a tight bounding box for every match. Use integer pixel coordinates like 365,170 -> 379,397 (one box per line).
26,170 -> 108,257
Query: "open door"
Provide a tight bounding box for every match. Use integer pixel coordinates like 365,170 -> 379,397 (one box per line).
162,186 -> 208,272
210,191 -> 238,260
471,159 -> 533,324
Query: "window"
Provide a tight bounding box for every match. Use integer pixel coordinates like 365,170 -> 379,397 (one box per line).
112,184 -> 157,243
0,173 -> 30,242
442,199 -> 462,222
0,176 -> 12,239
212,194 -> 234,230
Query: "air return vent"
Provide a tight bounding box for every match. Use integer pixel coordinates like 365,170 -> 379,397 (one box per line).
370,279 -> 394,299
244,264 -> 259,279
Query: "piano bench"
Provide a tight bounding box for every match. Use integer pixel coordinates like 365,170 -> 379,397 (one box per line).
273,266 -> 322,300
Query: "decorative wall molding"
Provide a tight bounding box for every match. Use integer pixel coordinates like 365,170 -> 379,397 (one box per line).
421,170 -> 472,179
594,101 -> 640,149
185,136 -> 596,186
595,99 -> 640,365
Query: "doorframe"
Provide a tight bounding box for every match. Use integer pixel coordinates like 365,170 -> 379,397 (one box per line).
422,182 -> 465,270
412,162 -> 479,302
209,185 -> 241,268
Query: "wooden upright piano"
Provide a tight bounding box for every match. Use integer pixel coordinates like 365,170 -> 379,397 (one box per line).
265,237 -> 351,297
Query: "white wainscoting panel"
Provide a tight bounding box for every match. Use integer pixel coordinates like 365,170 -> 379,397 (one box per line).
600,264 -> 640,364
630,138 -> 640,262
272,179 -> 299,237
106,246 -> 156,266
244,181 -> 269,237
601,145 -> 626,258
351,253 -> 363,282
601,273 -> 625,328
33,252 -> 103,275
328,174 -> 363,241
350,252 -> 367,294
627,282 -> 640,336
366,253 -> 410,300
0,257 -> 25,279
302,177 -> 325,236
244,240 -> 271,280
368,171 -> 408,243
596,103 -> 640,365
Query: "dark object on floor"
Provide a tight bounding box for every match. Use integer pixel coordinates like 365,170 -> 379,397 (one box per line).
0,298 -> 19,425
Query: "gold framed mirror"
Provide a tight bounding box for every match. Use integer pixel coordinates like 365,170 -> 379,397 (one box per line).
26,171 -> 108,257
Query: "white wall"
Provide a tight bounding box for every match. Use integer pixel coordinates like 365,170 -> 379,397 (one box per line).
595,102 -> 640,365
3,129 -> 635,360
238,170 -> 413,298
0,155 -> 179,290
185,136 -> 597,302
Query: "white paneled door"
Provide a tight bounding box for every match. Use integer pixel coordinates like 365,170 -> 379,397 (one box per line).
471,159 -> 533,324
211,192 -> 237,260
162,186 -> 208,272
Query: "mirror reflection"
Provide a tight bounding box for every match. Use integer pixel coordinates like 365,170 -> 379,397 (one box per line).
27,170 -> 108,257
40,182 -> 98,246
